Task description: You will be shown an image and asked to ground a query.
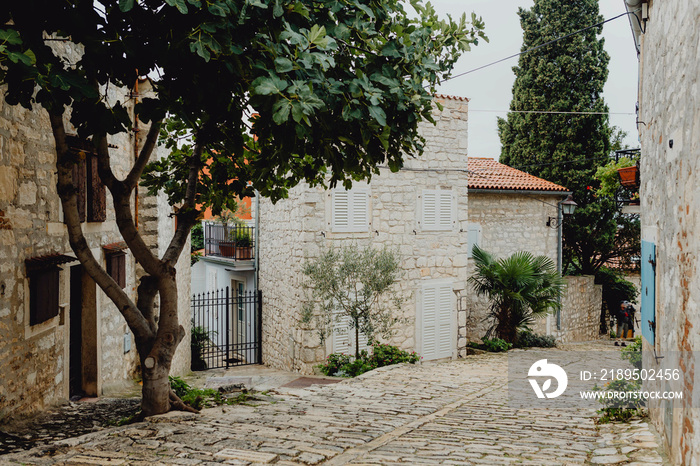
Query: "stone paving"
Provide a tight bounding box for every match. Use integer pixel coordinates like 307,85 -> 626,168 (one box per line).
0,342 -> 667,465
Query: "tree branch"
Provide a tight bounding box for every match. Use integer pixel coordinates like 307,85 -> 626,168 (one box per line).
162,140 -> 204,266
124,120 -> 162,191
49,112 -> 154,342
93,131 -> 165,277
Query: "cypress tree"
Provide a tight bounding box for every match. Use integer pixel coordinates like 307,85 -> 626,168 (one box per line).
498,0 -> 631,275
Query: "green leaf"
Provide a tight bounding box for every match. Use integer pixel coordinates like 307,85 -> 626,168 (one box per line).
368,106 -> 387,126
0,29 -> 22,45
208,3 -> 229,16
307,25 -> 328,47
165,0 -> 188,14
272,99 -> 291,124
273,0 -> 283,17
274,57 -> 294,73
118,0 -> 135,12
252,75 -> 288,95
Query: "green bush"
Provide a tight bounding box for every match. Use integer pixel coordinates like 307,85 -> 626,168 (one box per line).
191,324 -> 214,371
468,337 -> 512,353
514,331 -> 557,348
317,344 -> 420,377
191,223 -> 204,251
595,335 -> 645,423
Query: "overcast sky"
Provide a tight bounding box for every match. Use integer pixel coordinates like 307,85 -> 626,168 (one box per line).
429,0 -> 640,160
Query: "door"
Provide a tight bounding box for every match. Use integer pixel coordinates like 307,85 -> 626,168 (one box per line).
420,281 -> 454,361
69,265 -> 83,398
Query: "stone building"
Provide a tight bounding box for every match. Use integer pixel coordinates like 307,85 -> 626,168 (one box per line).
258,95 -> 602,373
259,95 -> 471,373
0,78 -> 191,419
625,0 -> 700,463
464,158 -> 601,344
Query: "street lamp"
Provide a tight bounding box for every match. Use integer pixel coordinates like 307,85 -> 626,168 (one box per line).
547,194 -> 577,228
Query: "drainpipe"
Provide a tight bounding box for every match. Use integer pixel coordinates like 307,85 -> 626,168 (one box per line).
624,0 -> 645,54
556,200 -> 563,330
254,189 -> 260,291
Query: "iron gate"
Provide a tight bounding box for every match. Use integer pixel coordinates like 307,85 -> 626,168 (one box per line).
191,288 -> 262,370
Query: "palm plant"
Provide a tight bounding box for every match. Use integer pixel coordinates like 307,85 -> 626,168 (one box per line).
468,246 -> 565,343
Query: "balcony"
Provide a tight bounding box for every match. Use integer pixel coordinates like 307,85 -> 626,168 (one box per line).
204,223 -> 255,261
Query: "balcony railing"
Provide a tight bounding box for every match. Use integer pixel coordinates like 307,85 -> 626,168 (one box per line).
204,223 -> 255,260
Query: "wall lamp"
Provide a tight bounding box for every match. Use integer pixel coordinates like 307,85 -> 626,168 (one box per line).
547,194 -> 577,228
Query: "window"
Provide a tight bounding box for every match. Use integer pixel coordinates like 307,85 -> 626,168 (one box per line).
67,137 -> 106,223
29,266 -> 60,326
467,223 -> 482,257
25,254 -> 74,327
420,189 -> 454,231
106,251 -> 126,289
331,186 -> 369,233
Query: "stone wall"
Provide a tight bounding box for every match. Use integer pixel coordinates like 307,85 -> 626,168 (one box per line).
0,73 -> 189,417
259,97 -> 470,373
462,192 -> 562,343
531,275 -> 602,343
637,1 -> 700,463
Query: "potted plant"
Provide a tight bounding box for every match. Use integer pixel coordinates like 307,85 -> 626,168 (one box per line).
617,164 -> 639,188
234,228 -> 253,259
215,210 -> 239,257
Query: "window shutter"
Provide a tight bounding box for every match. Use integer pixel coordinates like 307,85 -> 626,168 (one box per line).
421,286 -> 437,360
332,311 -> 351,354
332,187 -> 369,233
467,223 -> 482,257
422,189 -> 453,231
641,240 -> 656,344
87,154 -> 106,222
72,158 -> 87,223
351,189 -> 368,232
421,282 -> 454,361
30,267 -> 60,326
107,251 -> 127,289
332,190 -> 350,232
438,191 -> 453,230
437,284 -> 453,356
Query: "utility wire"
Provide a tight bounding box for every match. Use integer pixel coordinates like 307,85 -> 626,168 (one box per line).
436,10 -> 636,86
469,109 -> 635,116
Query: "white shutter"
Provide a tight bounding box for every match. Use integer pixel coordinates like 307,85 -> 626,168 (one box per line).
421,285 -> 437,360
332,190 -> 350,231
332,311 -> 351,354
421,281 -> 454,361
422,189 -> 453,231
437,284 -> 453,356
467,223 -> 482,257
332,310 -> 369,354
422,191 -> 437,229
207,268 -> 218,292
332,187 -> 369,233
438,191 -> 453,230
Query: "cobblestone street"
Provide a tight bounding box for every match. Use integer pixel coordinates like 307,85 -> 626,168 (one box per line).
1,343 -> 666,465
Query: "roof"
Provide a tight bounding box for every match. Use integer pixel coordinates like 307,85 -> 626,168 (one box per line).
467,157 -> 568,192
434,94 -> 469,102
25,253 -> 76,271
102,241 -> 128,253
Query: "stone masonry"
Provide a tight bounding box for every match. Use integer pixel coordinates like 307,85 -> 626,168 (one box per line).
259,96 -> 470,373
635,0 -> 700,463
0,55 -> 190,418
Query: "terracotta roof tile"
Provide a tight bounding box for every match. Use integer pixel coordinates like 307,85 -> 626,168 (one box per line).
467,157 -> 568,192
434,94 -> 470,102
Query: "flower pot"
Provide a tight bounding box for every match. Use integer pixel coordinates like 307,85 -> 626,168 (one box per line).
219,241 -> 236,257
236,246 -> 253,260
618,165 -> 639,188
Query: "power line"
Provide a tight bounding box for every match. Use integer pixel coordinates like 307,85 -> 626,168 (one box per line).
470,109 -> 635,116
436,10 -> 637,85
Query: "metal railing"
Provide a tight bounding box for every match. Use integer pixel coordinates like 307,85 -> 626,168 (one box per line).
204,223 -> 255,260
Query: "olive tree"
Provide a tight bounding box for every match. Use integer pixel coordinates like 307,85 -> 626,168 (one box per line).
303,245 -> 403,358
0,0 -> 485,415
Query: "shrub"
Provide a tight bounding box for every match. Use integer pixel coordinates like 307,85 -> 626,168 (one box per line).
191,324 -> 213,371
317,344 -> 420,377
514,331 -> 557,348
621,336 -> 642,369
595,335 -> 645,423
468,337 -> 512,353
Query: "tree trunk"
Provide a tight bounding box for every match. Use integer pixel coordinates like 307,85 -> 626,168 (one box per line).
355,324 -> 360,359
138,274 -> 184,417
